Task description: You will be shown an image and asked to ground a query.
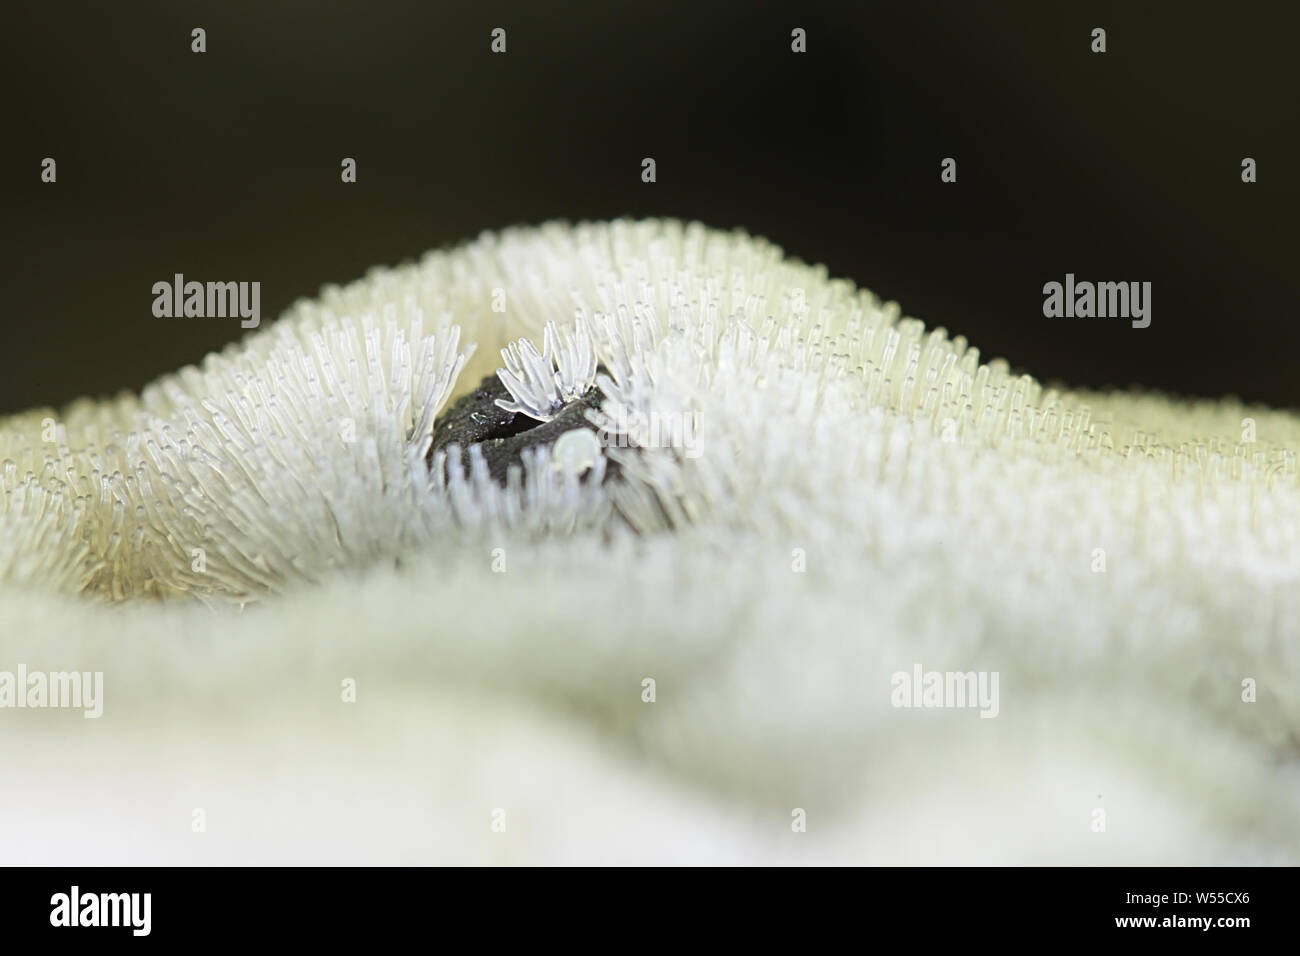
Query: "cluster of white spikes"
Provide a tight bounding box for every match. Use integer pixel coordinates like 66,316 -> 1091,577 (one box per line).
1,218 -> 1299,624
0,308 -> 474,602
495,319 -> 598,421
5,218 -> 1299,866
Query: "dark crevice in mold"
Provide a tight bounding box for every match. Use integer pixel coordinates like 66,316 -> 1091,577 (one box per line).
428,371 -> 617,485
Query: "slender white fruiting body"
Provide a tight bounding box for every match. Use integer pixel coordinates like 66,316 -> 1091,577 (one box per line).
495,319 -> 598,421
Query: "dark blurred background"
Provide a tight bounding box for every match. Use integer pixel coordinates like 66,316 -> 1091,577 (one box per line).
3,0 -> 1296,413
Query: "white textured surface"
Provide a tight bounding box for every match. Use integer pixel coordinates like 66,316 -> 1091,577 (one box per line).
0,220 -> 1296,863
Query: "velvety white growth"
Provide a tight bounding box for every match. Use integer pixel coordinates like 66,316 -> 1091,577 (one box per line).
1,219 -> 1297,864
3,308 -> 474,602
